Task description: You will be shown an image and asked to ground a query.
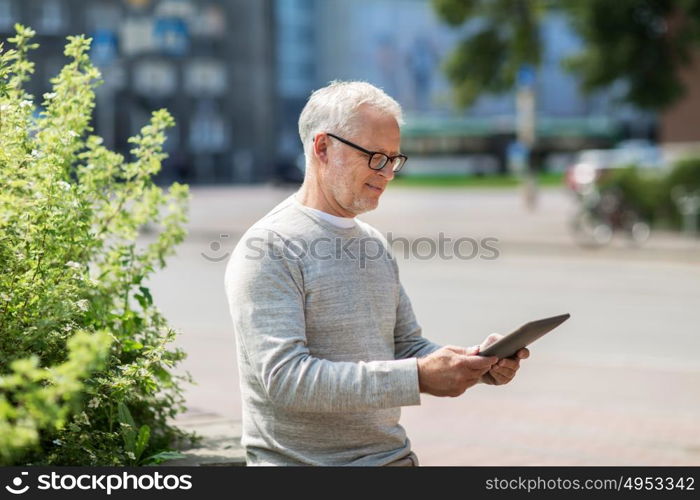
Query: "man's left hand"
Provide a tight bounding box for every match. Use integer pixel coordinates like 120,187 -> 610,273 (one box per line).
477,333 -> 529,386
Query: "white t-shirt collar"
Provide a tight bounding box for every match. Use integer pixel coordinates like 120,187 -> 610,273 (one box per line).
293,193 -> 357,229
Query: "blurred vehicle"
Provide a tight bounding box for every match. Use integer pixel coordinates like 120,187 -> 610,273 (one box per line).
565,141 -> 663,195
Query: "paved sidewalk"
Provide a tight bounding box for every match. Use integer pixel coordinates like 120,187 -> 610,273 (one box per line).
402,358 -> 700,466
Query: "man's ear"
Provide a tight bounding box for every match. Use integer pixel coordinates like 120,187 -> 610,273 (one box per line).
312,133 -> 329,165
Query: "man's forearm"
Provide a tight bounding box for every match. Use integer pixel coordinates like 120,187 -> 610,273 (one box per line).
260,354 -> 421,412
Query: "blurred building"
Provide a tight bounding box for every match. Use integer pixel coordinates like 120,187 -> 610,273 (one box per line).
0,0 -> 277,184
304,0 -> 656,175
273,0 -> 315,182
660,50 -> 700,161
2,0 -> 661,182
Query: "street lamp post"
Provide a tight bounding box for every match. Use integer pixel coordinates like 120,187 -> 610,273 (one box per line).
516,64 -> 537,211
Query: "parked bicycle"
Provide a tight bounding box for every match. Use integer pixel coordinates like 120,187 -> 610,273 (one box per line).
570,185 -> 651,247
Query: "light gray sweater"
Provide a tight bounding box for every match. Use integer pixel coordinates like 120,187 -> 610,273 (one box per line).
224,194 -> 441,466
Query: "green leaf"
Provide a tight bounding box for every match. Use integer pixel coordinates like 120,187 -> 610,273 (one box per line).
122,339 -> 144,352
134,424 -> 150,462
134,294 -> 148,309
116,402 -> 135,429
137,286 -> 153,306
142,450 -> 187,465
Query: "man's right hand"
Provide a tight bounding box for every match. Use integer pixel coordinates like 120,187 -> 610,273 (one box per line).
416,346 -> 498,397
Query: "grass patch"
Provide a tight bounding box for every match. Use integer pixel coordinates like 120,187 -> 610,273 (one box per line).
391,172 -> 565,188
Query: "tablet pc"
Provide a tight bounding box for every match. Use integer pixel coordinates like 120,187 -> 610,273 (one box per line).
478,313 -> 570,358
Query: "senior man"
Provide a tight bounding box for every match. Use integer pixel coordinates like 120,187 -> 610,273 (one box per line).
225,81 -> 529,466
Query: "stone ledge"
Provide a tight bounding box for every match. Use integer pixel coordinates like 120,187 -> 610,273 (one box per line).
163,413 -> 245,467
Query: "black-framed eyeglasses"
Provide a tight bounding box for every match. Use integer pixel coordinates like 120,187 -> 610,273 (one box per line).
325,133 -> 408,173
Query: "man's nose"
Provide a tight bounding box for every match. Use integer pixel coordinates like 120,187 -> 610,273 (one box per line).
378,165 -> 395,181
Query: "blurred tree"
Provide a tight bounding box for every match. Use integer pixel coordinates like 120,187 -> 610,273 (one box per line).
432,0 -> 544,108
433,0 -> 700,110
562,0 -> 700,110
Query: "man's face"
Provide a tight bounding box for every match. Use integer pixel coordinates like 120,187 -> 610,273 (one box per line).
322,105 -> 401,216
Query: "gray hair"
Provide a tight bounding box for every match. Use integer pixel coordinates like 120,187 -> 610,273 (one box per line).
298,80 -> 404,160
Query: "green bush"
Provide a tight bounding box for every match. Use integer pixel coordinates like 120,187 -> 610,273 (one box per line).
1,25 -> 192,465
598,160 -> 700,230
597,166 -> 664,223
661,158 -> 700,229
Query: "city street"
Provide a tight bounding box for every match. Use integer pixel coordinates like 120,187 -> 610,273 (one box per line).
144,185 -> 700,465
6,0 -> 700,471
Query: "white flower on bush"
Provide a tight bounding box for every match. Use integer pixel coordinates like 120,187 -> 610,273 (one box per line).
88,397 -> 100,409
78,411 -> 91,425
66,261 -> 81,270
75,299 -> 90,312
